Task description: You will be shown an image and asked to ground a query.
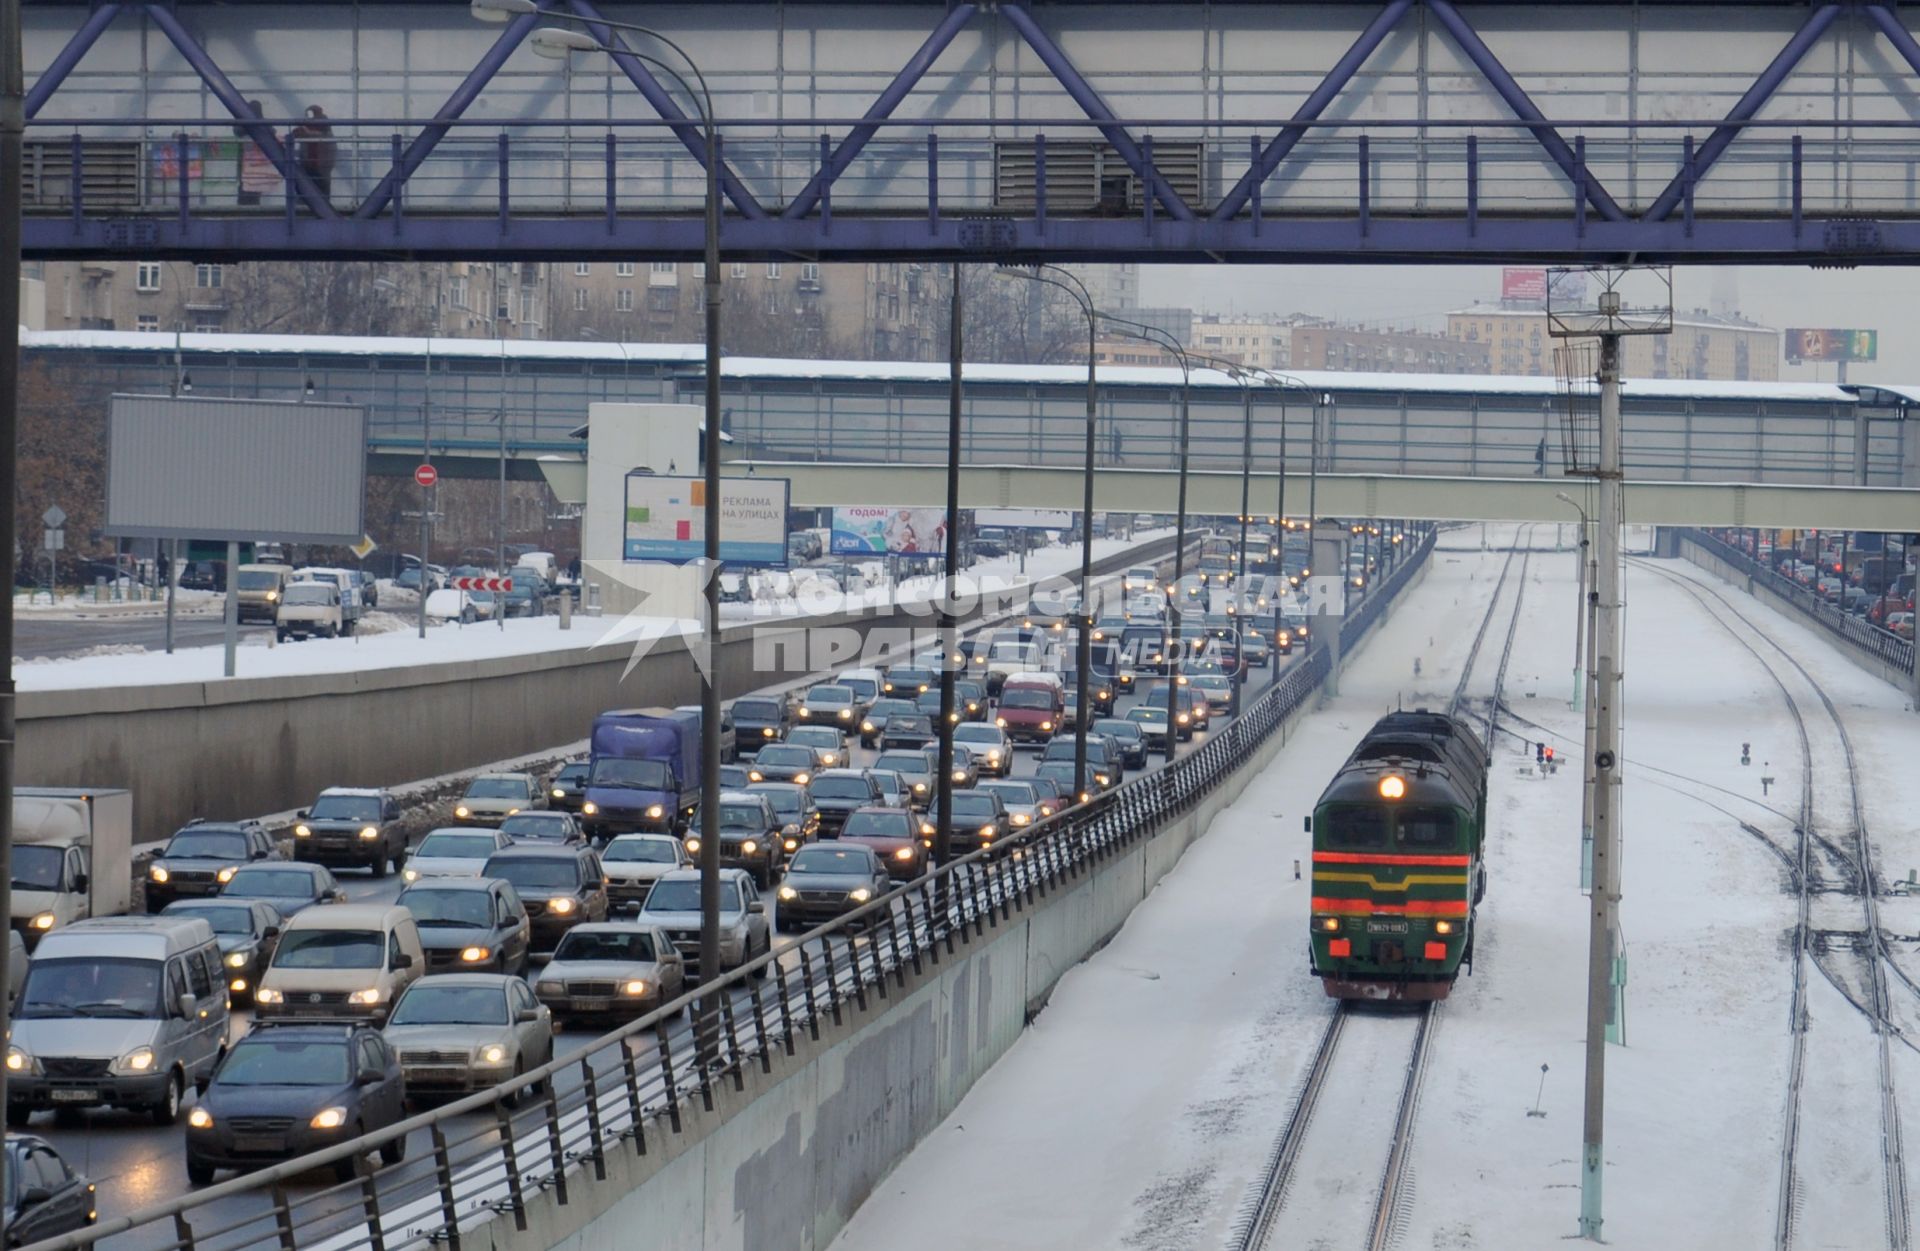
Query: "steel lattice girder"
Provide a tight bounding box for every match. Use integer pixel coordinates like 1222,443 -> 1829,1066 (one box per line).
21,0 -> 1920,262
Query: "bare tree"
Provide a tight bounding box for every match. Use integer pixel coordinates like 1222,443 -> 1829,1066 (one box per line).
219,262 -> 441,337
954,264 -> 1083,364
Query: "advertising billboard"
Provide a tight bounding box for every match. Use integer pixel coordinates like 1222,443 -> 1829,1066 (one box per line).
1503,267 -> 1588,307
975,508 -> 1074,530
106,395 -> 366,543
623,473 -> 790,566
1785,328 -> 1878,363
830,507 -> 949,555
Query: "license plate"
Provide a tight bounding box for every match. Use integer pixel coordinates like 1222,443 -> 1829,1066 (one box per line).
1366,920 -> 1409,935
49,1089 -> 97,1104
232,1134 -> 285,1154
570,998 -> 611,1011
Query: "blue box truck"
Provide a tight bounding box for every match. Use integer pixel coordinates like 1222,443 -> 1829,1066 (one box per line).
583,708 -> 702,841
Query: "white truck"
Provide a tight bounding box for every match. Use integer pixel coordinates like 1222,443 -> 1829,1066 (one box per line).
11,787 -> 134,948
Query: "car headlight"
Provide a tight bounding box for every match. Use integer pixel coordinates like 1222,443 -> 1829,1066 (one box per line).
266,590 -> 279,603
850,887 -> 872,903
1041,721 -> 1053,732
987,751 -> 1001,762
295,824 -> 312,838
230,977 -> 249,992
1012,813 -> 1031,826
549,896 -> 577,914
794,772 -> 810,785
839,709 -> 852,720
149,864 -> 171,883
861,721 -> 875,732
913,782 -> 927,793
783,837 -> 798,852
477,1044 -> 510,1065
552,788 -> 567,799
358,826 -> 380,840
778,885 -> 799,901
748,771 -> 764,782
217,865 -> 237,883
741,839 -> 759,855
29,912 -> 54,931
254,987 -> 283,1004
536,979 -> 562,995
226,951 -> 248,968
684,837 -> 701,853
995,717 -> 1007,728
454,806 -> 471,818
460,946 -> 492,963
894,846 -> 915,861
6,1047 -> 37,1075
952,770 -> 967,782
402,868 -> 420,883
348,988 -> 383,1006
920,822 -> 936,836
582,801 -> 598,815
310,1107 -> 349,1130
111,1046 -> 157,1075
1096,773 -> 1112,786
980,823 -> 995,837
622,980 -> 650,996
763,727 -> 777,737
799,707 -> 811,718
646,805 -> 665,819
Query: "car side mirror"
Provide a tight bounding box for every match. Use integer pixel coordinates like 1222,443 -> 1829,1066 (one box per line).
177,991 -> 197,1018
71,872 -> 89,894
747,900 -> 765,915
394,952 -> 414,970
263,926 -> 280,940
296,809 -> 310,820
357,1068 -> 383,1086
515,1008 -> 541,1024
19,1185 -> 52,1207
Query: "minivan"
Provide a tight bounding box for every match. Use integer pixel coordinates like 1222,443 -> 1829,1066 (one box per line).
233,564 -> 290,624
252,903 -> 426,1023
6,916 -> 230,1126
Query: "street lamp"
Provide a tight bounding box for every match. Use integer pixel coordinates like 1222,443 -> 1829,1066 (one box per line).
1185,352 -> 1255,718
1556,491 -> 1594,713
1237,366 -> 1314,688
506,7 -> 730,1052
995,264 -> 1096,800
1099,315 -> 1193,764
1557,489 -> 1599,895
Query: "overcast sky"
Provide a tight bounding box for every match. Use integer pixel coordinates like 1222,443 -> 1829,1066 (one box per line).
1140,265 -> 1915,384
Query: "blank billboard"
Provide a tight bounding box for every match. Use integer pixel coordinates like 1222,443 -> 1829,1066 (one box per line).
106,395 -> 367,543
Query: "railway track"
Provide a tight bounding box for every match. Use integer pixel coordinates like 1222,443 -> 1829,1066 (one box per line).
1230,535 -> 1531,1251
1632,558 -> 1909,1251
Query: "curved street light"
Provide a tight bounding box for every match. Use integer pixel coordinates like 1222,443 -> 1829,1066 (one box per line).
994,264 -> 1097,800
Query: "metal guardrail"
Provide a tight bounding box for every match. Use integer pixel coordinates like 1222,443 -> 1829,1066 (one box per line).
1680,528 -> 1914,677
23,529 -> 1435,1251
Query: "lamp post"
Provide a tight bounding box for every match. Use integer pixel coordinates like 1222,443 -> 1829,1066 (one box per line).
1237,367 -> 1313,687
512,9 -> 730,1048
1187,353 -> 1255,719
1100,316 -> 1193,764
1558,490 -> 1599,893
995,265 -> 1096,800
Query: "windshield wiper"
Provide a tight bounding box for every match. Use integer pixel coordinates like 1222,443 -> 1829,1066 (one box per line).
418,918 -> 486,928
71,1002 -> 149,1018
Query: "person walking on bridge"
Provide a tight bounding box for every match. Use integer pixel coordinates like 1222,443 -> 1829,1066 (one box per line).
294,104 -> 336,200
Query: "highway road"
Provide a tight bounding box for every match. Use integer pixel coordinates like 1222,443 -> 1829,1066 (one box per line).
21,552 -> 1380,1244
13,614 -> 271,660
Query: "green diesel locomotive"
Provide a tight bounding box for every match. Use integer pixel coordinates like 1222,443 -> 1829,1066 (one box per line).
1307,710 -> 1490,1001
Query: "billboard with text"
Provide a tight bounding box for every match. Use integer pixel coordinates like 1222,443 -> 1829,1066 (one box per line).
830,507 -> 949,555
623,473 -> 789,566
1785,328 -> 1878,363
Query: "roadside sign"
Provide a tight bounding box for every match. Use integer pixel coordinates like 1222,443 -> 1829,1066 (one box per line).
414,463 -> 439,488
43,528 -> 65,551
350,534 -> 378,560
451,575 -> 514,592
42,506 -> 66,529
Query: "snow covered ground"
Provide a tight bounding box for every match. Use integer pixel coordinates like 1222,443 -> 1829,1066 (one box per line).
829,526 -> 1920,1251
14,531 -> 1173,693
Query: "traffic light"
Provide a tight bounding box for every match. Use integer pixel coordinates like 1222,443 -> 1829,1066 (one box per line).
1535,742 -> 1546,764
1544,746 -> 1555,764
1741,741 -> 1751,766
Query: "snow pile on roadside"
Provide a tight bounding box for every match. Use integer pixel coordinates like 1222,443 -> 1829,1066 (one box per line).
14,643 -> 150,665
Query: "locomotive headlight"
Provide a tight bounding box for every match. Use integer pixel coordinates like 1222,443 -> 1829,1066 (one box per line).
1378,775 -> 1407,800
1434,920 -> 1455,935
1320,917 -> 1341,933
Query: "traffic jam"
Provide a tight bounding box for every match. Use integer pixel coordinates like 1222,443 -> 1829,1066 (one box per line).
1,517 -> 1392,1230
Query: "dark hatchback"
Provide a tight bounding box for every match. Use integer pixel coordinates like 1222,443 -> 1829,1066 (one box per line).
396,878 -> 532,976
159,899 -> 283,1006
146,821 -> 281,911
879,714 -> 936,751
4,1133 -> 95,1247
546,761 -> 590,815
184,1023 -> 406,1185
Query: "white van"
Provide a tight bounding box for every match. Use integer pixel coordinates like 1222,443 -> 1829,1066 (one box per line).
254,903 -> 426,1023
7,916 -> 229,1125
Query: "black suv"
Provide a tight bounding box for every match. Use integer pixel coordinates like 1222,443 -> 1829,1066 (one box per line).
480,846 -> 609,953
806,770 -> 884,836
185,1022 -> 406,1185
146,820 -> 280,911
732,695 -> 792,748
685,792 -> 786,887
293,788 -> 407,877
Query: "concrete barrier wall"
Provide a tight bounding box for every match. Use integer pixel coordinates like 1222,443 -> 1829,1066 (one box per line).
470,558 -> 1424,1251
18,539 -> 1178,839
1675,535 -> 1915,695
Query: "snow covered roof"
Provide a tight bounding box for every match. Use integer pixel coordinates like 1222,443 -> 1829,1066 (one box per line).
21,329 -> 1857,405
23,328 -> 704,365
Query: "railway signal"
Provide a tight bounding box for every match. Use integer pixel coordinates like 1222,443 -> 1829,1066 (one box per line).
1741,741 -> 1751,766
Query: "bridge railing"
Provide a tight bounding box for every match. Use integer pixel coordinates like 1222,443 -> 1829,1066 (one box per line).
27,118 -> 1920,224
1680,528 -> 1914,676
21,530 -> 1436,1251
